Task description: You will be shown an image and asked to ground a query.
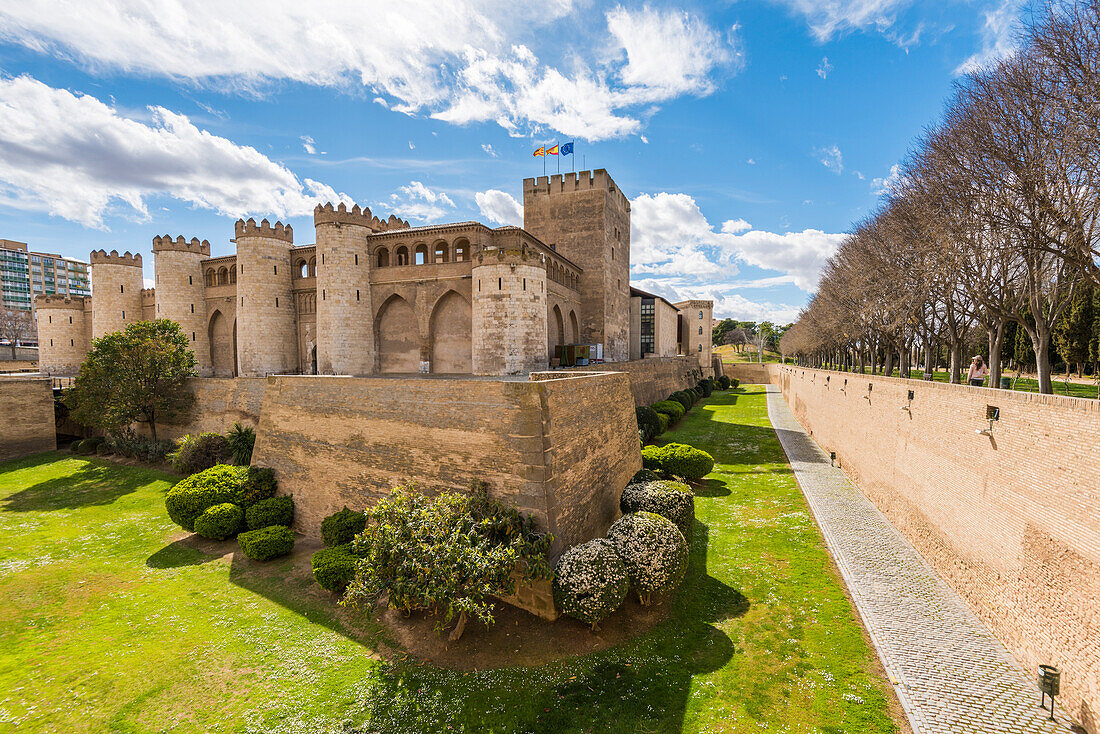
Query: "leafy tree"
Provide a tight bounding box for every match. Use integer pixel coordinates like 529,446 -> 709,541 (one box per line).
1053,285 -> 1096,377
65,319 -> 196,441
712,318 -> 735,346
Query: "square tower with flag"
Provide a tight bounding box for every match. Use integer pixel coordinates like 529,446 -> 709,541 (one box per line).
522,169 -> 631,362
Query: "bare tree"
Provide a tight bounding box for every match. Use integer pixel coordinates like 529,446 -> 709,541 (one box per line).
0,308 -> 32,360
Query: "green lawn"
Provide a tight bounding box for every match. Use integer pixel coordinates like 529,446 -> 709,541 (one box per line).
0,387 -> 899,733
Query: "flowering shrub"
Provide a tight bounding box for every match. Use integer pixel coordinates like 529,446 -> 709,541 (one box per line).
245,495 -> 293,530
635,405 -> 662,441
620,479 -> 695,539
343,484 -> 552,640
606,511 -> 688,605
194,502 -> 244,541
238,525 -> 295,561
168,432 -> 231,475
321,507 -> 367,546
165,464 -> 248,531
651,400 -> 685,424
312,544 -> 359,593
641,443 -> 714,481
552,538 -> 629,630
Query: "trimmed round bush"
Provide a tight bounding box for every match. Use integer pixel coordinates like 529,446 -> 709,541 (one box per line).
645,442 -> 714,481
670,391 -> 693,412
552,538 -> 629,629
238,525 -> 295,561
651,400 -> 684,424
235,466 -> 277,508
641,444 -> 664,472
635,405 -> 662,442
697,379 -> 713,398
620,479 -> 695,539
311,544 -> 359,593
165,464 -> 248,532
169,432 -> 231,476
322,506 -> 367,546
656,412 -> 670,434
246,495 -> 293,530
731,378 -> 740,389
630,468 -> 660,485
194,502 -> 244,541
717,375 -> 731,390
606,511 -> 688,605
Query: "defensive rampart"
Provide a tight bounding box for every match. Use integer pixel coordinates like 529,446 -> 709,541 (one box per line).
144,378 -> 266,441
562,356 -> 704,406
0,375 -> 56,460
774,364 -> 1099,729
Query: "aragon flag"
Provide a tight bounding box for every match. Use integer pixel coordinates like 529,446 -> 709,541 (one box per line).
546,144 -> 559,155
533,147 -> 546,157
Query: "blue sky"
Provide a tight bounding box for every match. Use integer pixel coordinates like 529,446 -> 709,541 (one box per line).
0,0 -> 1022,323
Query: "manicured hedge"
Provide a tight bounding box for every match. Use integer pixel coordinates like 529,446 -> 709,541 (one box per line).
697,379 -> 713,398
670,391 -> 693,412
717,375 -> 731,390
552,538 -> 629,629
246,495 -> 293,530
651,400 -> 685,424
635,405 -> 662,441
169,432 -> 231,475
656,412 -> 670,434
165,464 -> 248,532
606,511 -> 688,605
236,466 -> 277,508
620,479 -> 695,539
194,502 -> 244,541
640,443 -> 715,481
321,507 -> 367,546
311,544 -> 359,593
238,525 -> 295,561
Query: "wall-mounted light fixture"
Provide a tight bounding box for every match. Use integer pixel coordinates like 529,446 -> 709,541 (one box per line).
829,451 -> 836,467
863,382 -> 873,401
901,389 -> 914,412
977,405 -> 1000,435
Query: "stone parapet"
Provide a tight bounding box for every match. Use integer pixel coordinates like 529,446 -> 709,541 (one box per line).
234,217 -> 293,243
152,235 -> 211,255
34,294 -> 87,310
89,249 -> 142,267
314,202 -> 410,231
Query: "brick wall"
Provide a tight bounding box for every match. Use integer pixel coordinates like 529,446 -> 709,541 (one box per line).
0,375 -> 56,460
775,365 -> 1099,730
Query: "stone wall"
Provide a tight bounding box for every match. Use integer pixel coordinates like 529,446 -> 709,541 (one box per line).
723,362 -> 776,385
554,355 -> 703,406
776,364 -> 1100,729
143,377 -> 267,441
0,375 -> 56,461
250,372 -> 640,562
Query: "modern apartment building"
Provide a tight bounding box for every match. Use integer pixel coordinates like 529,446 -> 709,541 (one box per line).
0,239 -> 91,312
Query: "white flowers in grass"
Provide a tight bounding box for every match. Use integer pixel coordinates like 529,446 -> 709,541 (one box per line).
606,512 -> 688,606
552,539 -> 629,630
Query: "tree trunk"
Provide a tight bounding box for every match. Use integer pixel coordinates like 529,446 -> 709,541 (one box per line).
988,320 -> 1006,388
949,341 -> 963,384
449,611 -> 468,641
1023,320 -> 1054,394
884,350 -> 895,378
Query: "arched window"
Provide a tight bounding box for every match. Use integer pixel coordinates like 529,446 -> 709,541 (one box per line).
434,241 -> 449,263
698,343 -> 702,352
218,267 -> 228,285
229,265 -> 237,284
205,269 -> 215,287
698,326 -> 703,335
298,260 -> 308,278
414,244 -> 429,265
395,246 -> 409,266
377,247 -> 390,267
454,239 -> 470,262
309,257 -> 317,277
698,310 -> 703,319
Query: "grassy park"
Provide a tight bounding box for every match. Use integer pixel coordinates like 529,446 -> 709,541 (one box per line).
0,387 -> 902,733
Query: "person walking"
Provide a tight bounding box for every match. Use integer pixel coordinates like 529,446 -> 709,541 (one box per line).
967,355 -> 988,387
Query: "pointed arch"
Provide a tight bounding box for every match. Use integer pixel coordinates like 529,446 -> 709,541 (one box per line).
568,309 -> 579,344
549,304 -> 564,360
209,309 -> 235,376
375,294 -> 420,373
376,247 -> 390,267
429,290 -> 472,373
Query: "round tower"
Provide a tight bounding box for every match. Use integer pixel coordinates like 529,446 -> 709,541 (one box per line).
235,218 -> 296,377
35,294 -> 89,375
90,250 -> 144,338
314,203 -> 378,375
153,235 -> 213,376
472,242 -> 548,375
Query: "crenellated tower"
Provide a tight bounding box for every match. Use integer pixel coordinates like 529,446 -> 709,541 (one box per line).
522,169 -> 630,361
472,238 -> 548,375
234,218 -> 296,376
89,250 -> 144,338
314,203 -> 376,375
153,235 -> 212,376
35,295 -> 89,375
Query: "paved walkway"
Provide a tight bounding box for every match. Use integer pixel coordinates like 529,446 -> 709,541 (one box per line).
764,385 -> 1075,734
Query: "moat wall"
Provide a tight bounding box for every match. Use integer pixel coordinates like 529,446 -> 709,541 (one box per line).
772,364 -> 1099,729
0,375 -> 56,461
562,356 -> 704,406
145,378 -> 266,441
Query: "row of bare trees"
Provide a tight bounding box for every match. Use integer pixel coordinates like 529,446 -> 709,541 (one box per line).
781,0 -> 1100,394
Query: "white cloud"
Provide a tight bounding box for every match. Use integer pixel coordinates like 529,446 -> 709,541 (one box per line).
631,277 -> 802,323
606,6 -> 742,99
746,158 -> 756,165
853,170 -> 865,180
871,163 -> 902,195
388,180 -> 456,222
0,1 -> 741,142
816,56 -> 833,79
816,144 -> 843,174
956,0 -> 1022,74
630,192 -> 844,291
475,189 -> 523,226
301,135 -> 317,155
481,143 -> 498,157
408,141 -> 415,150
0,75 -> 349,229
773,0 -> 913,42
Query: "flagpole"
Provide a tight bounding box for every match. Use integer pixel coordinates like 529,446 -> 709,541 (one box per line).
557,142 -> 560,174
572,140 -> 576,173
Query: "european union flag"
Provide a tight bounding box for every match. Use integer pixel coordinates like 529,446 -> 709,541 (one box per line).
560,141 -> 574,156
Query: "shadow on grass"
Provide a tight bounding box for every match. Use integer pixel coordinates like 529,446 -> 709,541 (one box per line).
145,538 -> 222,569
694,476 -> 730,497
1,460 -> 152,512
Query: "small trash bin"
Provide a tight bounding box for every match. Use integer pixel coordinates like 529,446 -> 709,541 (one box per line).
1000,377 -> 1011,390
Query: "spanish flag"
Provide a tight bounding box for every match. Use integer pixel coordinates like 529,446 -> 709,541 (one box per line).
533,146 -> 546,157
546,144 -> 559,155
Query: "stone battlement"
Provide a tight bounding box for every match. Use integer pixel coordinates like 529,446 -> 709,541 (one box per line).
141,288 -> 156,302
90,249 -> 142,267
234,218 -> 293,243
152,235 -> 211,255
34,294 -> 88,310
314,202 -> 411,232
475,243 -> 544,265
523,169 -> 614,194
